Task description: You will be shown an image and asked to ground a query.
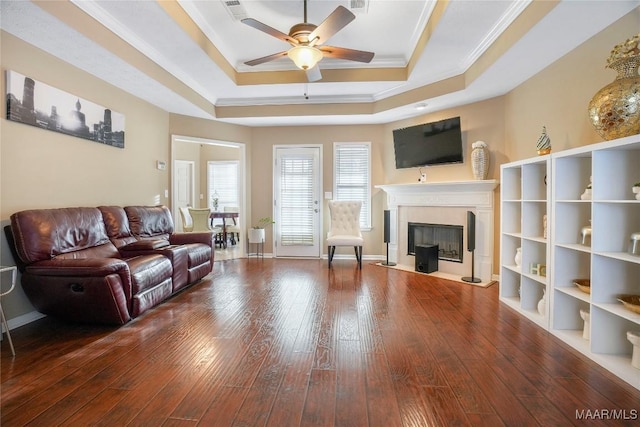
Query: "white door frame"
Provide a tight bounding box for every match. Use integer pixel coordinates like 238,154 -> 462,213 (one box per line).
273,144 -> 323,258
171,134 -> 247,257
172,160 -> 195,232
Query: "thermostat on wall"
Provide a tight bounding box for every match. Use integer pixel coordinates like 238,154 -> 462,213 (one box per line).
156,160 -> 167,170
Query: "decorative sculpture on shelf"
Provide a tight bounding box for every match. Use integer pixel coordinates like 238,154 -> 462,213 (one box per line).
536,126 -> 551,155
588,32 -> 640,140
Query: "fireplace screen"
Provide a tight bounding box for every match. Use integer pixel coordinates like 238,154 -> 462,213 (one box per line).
408,222 -> 463,263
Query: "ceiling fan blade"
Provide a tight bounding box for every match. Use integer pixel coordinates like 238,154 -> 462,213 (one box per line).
241,18 -> 297,45
306,66 -> 322,82
319,46 -> 374,63
244,51 -> 288,67
308,6 -> 355,46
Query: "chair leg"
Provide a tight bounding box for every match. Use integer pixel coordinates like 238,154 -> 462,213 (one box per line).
328,246 -> 335,268
354,246 -> 362,269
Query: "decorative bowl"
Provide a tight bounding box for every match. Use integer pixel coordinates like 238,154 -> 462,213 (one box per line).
573,279 -> 591,294
618,295 -> 640,314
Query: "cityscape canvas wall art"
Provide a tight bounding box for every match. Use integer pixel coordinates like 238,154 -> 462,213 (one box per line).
5,70 -> 125,148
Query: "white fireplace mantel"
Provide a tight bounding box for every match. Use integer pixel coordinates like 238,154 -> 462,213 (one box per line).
376,180 -> 499,282
377,180 -> 498,207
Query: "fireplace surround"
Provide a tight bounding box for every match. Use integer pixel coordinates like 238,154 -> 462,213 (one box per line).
408,222 -> 463,263
376,180 -> 498,283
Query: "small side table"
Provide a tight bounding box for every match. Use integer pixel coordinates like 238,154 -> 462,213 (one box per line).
0,266 -> 17,356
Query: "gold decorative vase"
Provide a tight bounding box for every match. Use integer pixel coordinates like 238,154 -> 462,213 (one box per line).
588,34 -> 640,141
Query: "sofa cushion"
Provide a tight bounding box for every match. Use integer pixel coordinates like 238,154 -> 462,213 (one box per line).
11,207 -> 112,264
125,206 -> 174,239
98,205 -> 137,249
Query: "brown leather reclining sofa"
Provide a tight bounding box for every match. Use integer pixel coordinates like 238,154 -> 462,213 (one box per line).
6,205 -> 214,325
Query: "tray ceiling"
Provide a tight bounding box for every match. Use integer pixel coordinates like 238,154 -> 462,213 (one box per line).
1,1 -> 638,126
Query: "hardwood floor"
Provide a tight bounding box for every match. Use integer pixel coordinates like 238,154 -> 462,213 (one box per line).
2,258 -> 639,426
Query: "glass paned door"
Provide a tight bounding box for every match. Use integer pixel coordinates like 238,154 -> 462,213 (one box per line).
274,146 -> 321,257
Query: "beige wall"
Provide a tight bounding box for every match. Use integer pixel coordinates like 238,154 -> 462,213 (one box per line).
504,9 -> 640,160
249,124 -> 387,255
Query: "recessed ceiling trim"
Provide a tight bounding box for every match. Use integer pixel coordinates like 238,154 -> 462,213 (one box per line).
215,102 -> 375,119
158,0 -> 238,83
32,0 -> 214,116
459,0 -> 532,72
215,73 -> 466,121
235,67 -> 407,86
178,0 -> 240,69
465,0 -> 560,85
407,0 -> 448,77
217,94 -> 375,107
70,0 -> 214,101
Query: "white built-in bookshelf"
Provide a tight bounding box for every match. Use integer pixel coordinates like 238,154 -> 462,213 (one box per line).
500,155 -> 551,329
500,134 -> 640,390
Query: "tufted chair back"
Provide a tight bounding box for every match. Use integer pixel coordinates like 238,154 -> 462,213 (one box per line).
328,201 -> 362,239
327,200 -> 364,268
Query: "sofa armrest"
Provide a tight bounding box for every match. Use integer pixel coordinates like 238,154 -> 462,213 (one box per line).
25,258 -> 130,277
170,231 -> 214,248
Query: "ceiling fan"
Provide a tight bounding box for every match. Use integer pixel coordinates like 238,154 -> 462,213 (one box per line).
241,0 -> 374,81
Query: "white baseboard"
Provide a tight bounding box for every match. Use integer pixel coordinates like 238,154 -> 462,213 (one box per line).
3,310 -> 45,332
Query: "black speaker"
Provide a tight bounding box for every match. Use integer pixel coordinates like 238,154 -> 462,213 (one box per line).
415,244 -> 438,274
462,210 -> 481,283
467,211 -> 476,252
383,210 -> 391,243
382,210 -> 396,266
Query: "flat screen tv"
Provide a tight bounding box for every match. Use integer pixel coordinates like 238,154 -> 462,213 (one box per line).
393,116 -> 463,169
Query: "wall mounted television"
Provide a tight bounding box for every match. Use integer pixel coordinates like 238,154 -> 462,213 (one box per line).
392,116 -> 463,169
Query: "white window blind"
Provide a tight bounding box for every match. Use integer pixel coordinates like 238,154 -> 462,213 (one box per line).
207,161 -> 239,210
279,156 -> 314,246
334,142 -> 371,229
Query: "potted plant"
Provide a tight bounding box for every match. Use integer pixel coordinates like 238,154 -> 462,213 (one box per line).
633,182 -> 640,200
211,192 -> 219,211
248,217 -> 274,243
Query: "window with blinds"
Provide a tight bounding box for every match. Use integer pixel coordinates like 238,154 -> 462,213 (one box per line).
333,142 -> 371,229
207,160 -> 239,210
279,156 -> 315,246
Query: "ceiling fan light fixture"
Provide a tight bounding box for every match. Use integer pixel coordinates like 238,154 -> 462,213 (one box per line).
287,45 -> 323,70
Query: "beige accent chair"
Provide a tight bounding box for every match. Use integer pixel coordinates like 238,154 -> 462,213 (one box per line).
327,200 -> 364,269
188,208 -> 223,246
178,207 -> 193,232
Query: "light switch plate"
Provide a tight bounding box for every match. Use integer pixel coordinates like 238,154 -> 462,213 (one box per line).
324,192 -> 332,199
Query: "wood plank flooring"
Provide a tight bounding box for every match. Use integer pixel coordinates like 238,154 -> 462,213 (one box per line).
2,258 -> 639,426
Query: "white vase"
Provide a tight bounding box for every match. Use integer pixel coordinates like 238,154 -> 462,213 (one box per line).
471,145 -> 489,180
537,290 -> 546,316
248,228 -> 265,244
633,186 -> 640,200
514,247 -> 522,268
